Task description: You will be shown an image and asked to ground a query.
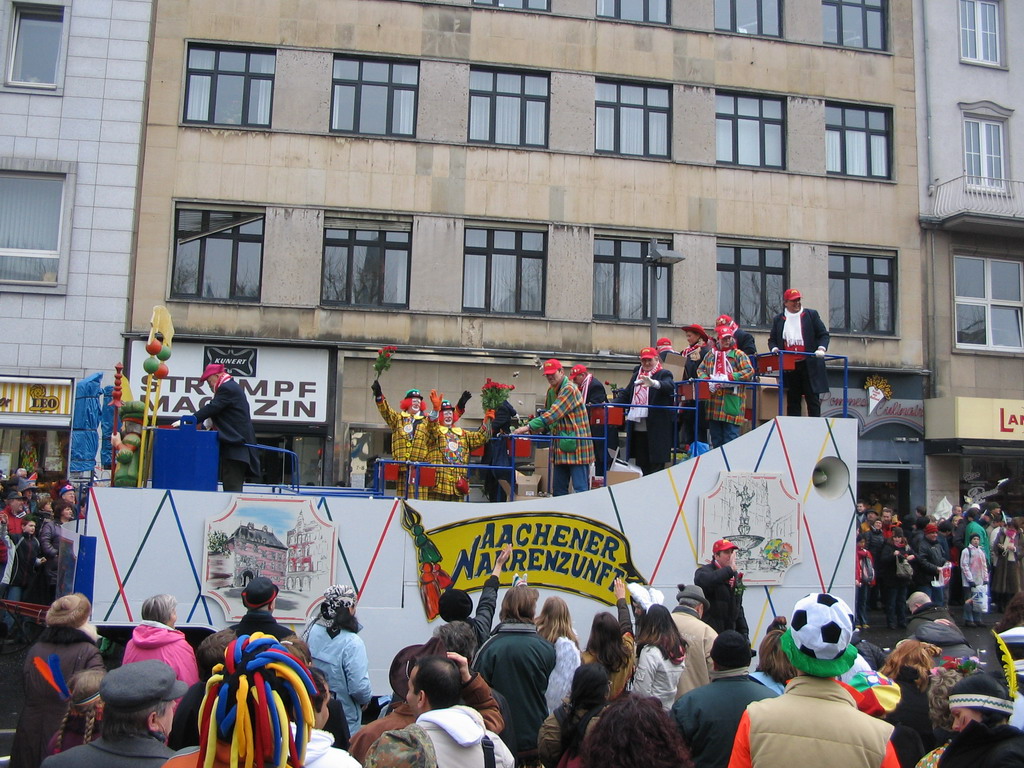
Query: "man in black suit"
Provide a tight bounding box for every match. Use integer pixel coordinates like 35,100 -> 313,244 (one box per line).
614,347 -> 675,475
193,363 -> 260,491
571,364 -> 616,476
767,289 -> 830,417
231,576 -> 292,639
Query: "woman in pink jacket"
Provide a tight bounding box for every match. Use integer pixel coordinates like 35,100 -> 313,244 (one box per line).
122,593 -> 199,686
960,533 -> 990,628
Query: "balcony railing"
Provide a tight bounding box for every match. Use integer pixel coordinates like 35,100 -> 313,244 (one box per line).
931,175 -> 1024,221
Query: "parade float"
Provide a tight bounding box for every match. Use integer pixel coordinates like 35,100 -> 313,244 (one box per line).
53,308 -> 859,692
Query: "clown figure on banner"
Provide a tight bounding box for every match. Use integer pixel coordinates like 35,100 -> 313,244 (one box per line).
426,391 -> 493,501
371,382 -> 437,499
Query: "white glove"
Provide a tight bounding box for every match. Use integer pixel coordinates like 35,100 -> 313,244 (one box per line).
638,374 -> 652,387
171,420 -> 181,428
770,347 -> 779,354
815,347 -> 826,358
707,382 -> 719,394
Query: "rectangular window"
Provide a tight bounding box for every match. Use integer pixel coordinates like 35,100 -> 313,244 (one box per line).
715,93 -> 785,169
593,238 -> 670,321
828,253 -> 895,334
825,103 -> 891,179
715,0 -> 781,36
964,118 -> 1004,188
954,255 -> 1023,350
472,0 -> 550,9
960,0 -> 1000,64
322,223 -> 410,307
0,173 -> 63,283
463,228 -> 545,315
595,81 -> 670,158
597,0 -> 668,23
468,69 -> 548,147
330,57 -> 418,137
823,0 -> 886,51
172,209 -> 264,301
183,46 -> 275,128
716,244 -> 787,329
7,4 -> 63,86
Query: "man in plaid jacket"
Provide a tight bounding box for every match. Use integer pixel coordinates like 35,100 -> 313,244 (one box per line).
697,321 -> 755,448
513,359 -> 594,496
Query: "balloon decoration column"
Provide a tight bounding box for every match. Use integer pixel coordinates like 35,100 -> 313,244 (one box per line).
135,306 -> 175,487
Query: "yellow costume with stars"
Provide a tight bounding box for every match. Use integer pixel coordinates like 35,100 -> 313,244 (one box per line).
376,397 -> 436,499
427,420 -> 490,501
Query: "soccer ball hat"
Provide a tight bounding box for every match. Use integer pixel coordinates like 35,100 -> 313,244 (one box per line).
781,592 -> 859,678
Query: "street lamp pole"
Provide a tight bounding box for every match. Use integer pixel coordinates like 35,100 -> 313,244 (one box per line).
647,238 -> 684,346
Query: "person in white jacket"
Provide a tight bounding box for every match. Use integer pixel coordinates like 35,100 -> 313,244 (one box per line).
301,666 -> 362,768
633,604 -> 686,710
365,653 -> 515,768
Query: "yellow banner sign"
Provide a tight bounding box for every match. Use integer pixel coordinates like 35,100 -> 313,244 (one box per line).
405,506 -> 645,610
0,378 -> 73,417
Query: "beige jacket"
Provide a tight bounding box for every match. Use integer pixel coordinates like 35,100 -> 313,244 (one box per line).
735,676 -> 894,768
671,607 -> 718,698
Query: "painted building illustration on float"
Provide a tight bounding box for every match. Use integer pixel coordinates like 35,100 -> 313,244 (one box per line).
225,522 -> 288,587
202,498 -> 338,622
285,509 -> 330,592
206,507 -> 332,591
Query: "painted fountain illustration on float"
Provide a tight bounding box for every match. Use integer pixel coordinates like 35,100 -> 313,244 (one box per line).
699,472 -> 801,585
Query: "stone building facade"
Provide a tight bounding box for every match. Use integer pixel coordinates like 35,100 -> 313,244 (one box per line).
130,0 -> 926,494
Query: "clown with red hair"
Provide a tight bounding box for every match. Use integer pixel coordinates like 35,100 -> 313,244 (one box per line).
371,381 -> 437,499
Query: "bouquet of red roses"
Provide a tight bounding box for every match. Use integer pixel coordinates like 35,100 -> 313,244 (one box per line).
481,378 -> 515,410
373,345 -> 398,381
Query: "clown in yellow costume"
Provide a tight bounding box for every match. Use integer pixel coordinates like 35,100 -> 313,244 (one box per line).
426,393 -> 493,501
371,382 -> 437,499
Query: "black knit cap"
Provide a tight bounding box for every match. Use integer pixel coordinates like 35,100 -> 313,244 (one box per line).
711,630 -> 754,670
438,588 -> 474,622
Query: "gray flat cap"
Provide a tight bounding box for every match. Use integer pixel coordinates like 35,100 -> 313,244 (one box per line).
676,583 -> 710,610
101,659 -> 188,709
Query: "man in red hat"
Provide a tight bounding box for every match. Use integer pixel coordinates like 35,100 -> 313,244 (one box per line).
694,539 -> 748,638
656,336 -> 676,361
768,288 -> 831,417
371,383 -> 435,499
613,347 -> 675,475
512,359 -> 594,495
570,364 -> 616,476
680,324 -> 712,447
714,314 -> 756,357
697,319 -> 755,448
192,363 -> 260,492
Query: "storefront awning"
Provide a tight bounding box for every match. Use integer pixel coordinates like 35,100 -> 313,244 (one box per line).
858,462 -> 922,470
925,438 -> 1024,457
